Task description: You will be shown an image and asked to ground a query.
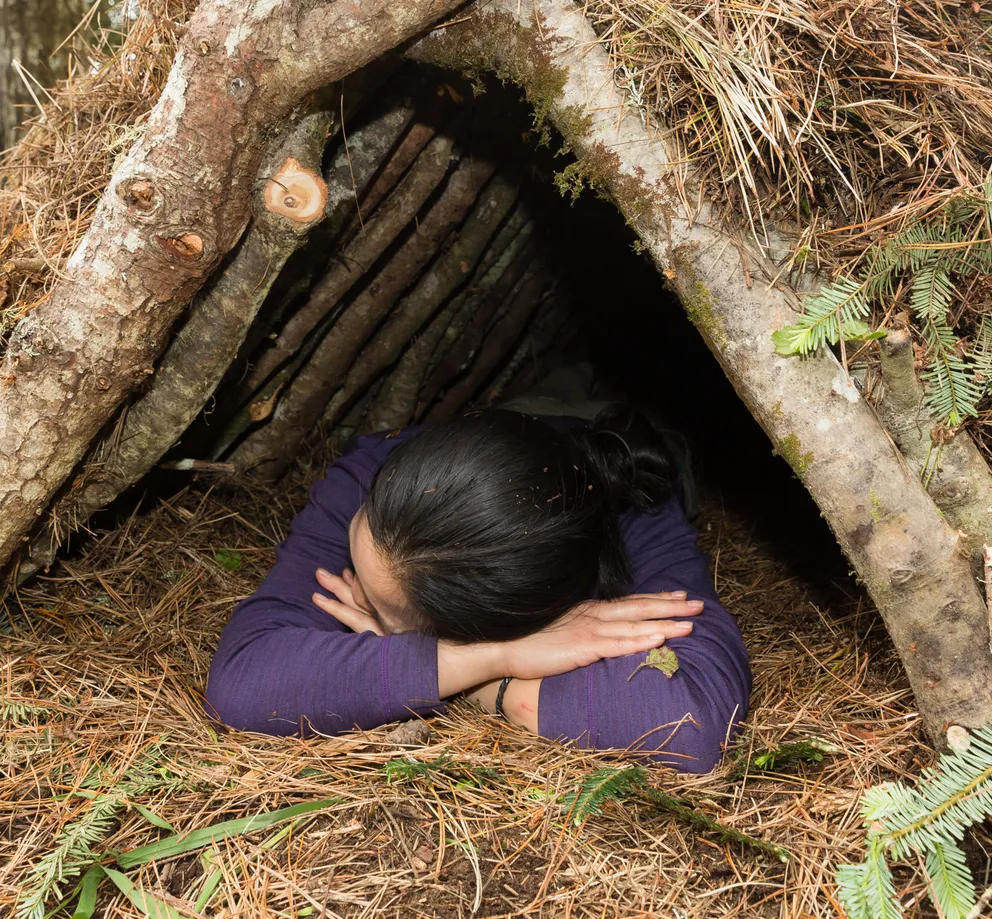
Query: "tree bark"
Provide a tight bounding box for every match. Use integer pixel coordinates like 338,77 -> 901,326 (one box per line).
17,111 -> 331,581
0,0 -> 467,570
419,0 -> 992,741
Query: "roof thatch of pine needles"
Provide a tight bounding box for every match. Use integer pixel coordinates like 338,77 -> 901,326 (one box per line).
2,472 -> 971,919
587,0 -> 992,261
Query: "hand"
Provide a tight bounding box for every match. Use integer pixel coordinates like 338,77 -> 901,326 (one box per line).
312,568 -> 383,635
499,592 -> 702,681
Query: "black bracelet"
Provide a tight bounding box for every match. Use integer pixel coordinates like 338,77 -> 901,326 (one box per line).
495,677 -> 513,718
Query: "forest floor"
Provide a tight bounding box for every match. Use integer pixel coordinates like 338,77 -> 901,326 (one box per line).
1,463 -> 982,919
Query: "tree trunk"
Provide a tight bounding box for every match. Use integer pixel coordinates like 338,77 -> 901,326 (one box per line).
0,0 -> 92,149
414,0 -> 992,743
0,0 -> 467,568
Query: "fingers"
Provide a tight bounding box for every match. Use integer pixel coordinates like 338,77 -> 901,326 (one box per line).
311,590 -> 384,636
598,618 -> 694,641
316,567 -> 355,608
597,595 -> 705,621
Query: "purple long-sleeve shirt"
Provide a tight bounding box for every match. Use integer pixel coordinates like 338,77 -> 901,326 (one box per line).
205,425 -> 751,772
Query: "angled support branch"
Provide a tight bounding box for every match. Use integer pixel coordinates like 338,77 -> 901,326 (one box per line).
877,327 -> 992,567
18,111 -> 332,581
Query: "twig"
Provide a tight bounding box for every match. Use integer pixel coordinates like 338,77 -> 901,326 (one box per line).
633,786 -> 790,863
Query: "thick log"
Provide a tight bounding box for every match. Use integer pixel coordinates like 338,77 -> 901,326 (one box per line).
18,112 -> 331,581
442,0 -> 992,739
0,0 -> 467,570
230,154 -> 497,479
877,327 -> 992,567
321,174 -> 519,429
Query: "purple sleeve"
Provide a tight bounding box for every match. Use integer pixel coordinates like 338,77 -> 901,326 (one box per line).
537,500 -> 752,773
204,429 -> 444,736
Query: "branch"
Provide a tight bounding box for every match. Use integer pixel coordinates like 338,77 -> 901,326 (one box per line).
18,111 -> 331,580
322,174 -> 519,429
426,265 -> 550,422
0,0 -> 468,569
238,131 -> 456,401
417,224 -> 536,415
877,327 -> 992,569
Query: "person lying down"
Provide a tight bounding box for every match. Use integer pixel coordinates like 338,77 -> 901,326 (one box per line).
204,406 -> 751,773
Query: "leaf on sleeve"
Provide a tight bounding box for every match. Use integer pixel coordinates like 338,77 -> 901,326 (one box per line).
627,647 -> 680,682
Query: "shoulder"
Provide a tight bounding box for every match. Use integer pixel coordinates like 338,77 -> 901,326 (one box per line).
316,426 -> 422,491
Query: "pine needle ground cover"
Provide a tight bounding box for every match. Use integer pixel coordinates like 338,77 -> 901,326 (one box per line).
3,473 -> 980,919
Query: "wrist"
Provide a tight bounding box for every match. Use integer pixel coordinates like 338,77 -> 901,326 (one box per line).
436,639 -> 506,698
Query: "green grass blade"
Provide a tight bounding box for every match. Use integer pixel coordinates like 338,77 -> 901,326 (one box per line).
70,865 -> 105,919
192,868 -> 223,914
102,867 -> 185,919
131,803 -> 175,833
116,798 -> 340,870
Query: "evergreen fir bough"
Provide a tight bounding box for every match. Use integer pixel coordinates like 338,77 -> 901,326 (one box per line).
776,177 -> 992,426
837,724 -> 992,919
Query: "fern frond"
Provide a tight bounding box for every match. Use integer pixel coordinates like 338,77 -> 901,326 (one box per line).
773,276 -> 878,356
859,781 -> 924,825
920,321 -> 984,426
909,266 -> 954,323
888,728 -> 992,857
972,318 -> 992,377
17,795 -> 122,919
925,840 -> 975,919
836,840 -> 903,919
561,767 -> 647,824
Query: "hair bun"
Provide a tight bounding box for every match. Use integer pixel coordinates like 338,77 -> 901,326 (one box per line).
568,404 -> 686,598
571,404 -> 679,514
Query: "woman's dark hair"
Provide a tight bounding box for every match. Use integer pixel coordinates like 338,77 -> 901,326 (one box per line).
363,405 -> 685,642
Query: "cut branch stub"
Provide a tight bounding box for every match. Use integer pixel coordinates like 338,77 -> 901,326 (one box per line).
0,0 -> 466,570
264,158 -> 328,224
229,154 -> 497,480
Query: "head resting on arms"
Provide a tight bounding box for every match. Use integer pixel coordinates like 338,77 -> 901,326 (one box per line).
348,406 -> 682,641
